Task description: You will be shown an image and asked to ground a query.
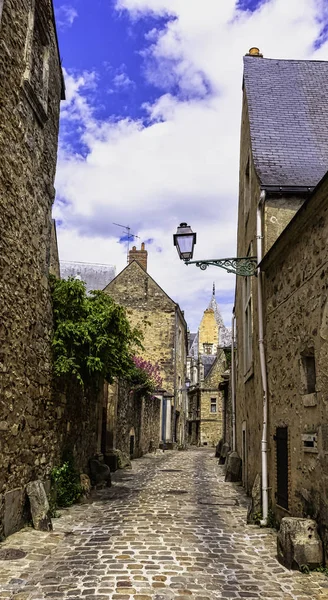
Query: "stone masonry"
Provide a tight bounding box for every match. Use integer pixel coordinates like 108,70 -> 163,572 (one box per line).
0,1 -> 64,537
262,172 -> 328,554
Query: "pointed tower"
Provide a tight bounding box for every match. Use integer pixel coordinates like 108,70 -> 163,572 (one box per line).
198,285 -> 231,355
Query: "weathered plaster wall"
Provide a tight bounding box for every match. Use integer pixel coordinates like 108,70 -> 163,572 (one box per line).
263,174 -> 328,550
235,93 -> 264,493
0,0 -> 63,536
264,196 -> 305,255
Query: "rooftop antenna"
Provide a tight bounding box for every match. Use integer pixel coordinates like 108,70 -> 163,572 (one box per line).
113,223 -> 140,264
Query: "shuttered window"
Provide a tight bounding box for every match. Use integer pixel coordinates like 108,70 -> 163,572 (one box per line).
275,427 -> 288,510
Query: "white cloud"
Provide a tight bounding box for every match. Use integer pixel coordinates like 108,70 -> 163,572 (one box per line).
55,0 -> 328,331
112,73 -> 136,90
56,4 -> 78,30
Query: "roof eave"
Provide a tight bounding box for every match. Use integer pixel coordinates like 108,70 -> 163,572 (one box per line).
261,184 -> 315,195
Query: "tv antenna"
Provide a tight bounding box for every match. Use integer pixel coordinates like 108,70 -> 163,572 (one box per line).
113,223 -> 140,263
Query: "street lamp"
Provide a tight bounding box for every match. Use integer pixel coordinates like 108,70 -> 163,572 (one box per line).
173,223 -> 197,261
173,223 -> 257,276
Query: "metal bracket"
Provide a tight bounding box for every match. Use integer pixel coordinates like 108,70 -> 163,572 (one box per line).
185,257 -> 258,277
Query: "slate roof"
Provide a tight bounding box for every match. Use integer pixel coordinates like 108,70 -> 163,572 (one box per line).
188,333 -> 197,353
60,261 -> 116,294
202,355 -> 217,378
243,56 -> 328,189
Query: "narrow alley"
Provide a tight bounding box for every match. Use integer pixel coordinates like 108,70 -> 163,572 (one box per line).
1,449 -> 327,600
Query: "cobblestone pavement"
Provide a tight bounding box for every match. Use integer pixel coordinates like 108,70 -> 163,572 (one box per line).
1,448 -> 328,600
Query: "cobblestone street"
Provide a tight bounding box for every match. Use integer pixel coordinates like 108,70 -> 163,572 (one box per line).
1,448 -> 328,600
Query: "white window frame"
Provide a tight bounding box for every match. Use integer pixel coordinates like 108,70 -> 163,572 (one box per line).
210,398 -> 217,413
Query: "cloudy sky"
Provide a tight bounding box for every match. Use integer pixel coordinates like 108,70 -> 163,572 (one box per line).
53,0 -> 328,331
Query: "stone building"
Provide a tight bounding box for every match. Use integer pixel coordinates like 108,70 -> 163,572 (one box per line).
187,288 -> 229,446
234,50 -> 328,527
0,1 -> 65,536
104,243 -> 188,447
262,172 -> 328,551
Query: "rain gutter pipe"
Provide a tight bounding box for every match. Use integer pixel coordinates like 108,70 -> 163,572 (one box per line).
257,190 -> 269,526
231,310 -> 236,453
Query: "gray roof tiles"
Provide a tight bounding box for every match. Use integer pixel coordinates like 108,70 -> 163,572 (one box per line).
60,261 -> 116,293
243,57 -> 328,188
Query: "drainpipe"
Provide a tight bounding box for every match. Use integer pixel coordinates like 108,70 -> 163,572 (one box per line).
231,309 -> 236,453
172,308 -> 178,443
257,190 -> 269,526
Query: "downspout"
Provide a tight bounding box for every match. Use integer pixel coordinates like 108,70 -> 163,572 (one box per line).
172,307 -> 178,443
231,309 -> 236,452
257,190 -> 269,526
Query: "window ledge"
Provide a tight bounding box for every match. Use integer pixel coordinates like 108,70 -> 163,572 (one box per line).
22,78 -> 48,127
302,392 -> 317,407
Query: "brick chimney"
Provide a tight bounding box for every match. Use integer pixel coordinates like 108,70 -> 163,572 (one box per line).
128,242 -> 148,271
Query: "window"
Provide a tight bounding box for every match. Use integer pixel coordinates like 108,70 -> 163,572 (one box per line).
243,269 -> 253,374
210,398 -> 217,413
275,427 -> 288,510
244,157 -> 251,218
203,343 -> 213,355
178,327 -> 182,357
301,353 -> 316,394
22,3 -> 51,126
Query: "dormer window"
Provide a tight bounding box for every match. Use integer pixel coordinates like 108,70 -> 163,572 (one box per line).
203,343 -> 213,355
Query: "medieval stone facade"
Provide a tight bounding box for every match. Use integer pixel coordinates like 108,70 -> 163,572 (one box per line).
187,290 -> 229,446
234,51 -> 328,545
262,172 -> 328,550
0,1 -> 64,536
104,244 -> 187,446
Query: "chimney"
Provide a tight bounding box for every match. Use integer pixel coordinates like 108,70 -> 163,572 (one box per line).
128,242 -> 148,271
246,47 -> 263,57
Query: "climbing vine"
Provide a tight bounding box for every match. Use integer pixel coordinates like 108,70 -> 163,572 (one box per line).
50,276 -> 143,386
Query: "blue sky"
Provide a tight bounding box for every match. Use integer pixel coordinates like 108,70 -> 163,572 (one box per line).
53,0 -> 328,331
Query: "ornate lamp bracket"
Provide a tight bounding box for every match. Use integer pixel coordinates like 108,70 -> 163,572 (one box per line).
185,257 -> 258,277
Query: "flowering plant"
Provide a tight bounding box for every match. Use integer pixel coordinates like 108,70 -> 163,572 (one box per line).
128,356 -> 163,393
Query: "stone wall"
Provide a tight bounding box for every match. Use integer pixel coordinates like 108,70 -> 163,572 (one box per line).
0,1 -> 63,536
52,378 -> 103,473
262,173 -> 328,551
108,381 -> 161,459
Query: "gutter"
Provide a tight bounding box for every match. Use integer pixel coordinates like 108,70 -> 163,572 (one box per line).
257,190 -> 269,526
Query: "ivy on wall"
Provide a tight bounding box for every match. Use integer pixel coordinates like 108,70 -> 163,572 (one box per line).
50,276 -> 163,395
50,276 -> 143,386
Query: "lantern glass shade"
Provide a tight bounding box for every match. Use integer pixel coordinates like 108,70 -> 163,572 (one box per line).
173,223 -> 197,261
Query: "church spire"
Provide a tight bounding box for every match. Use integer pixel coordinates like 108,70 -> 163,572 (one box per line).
212,282 -> 215,297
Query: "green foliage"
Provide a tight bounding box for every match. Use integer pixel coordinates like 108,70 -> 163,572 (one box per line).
267,509 -> 279,530
50,276 -> 143,386
300,564 -> 310,574
312,565 -> 328,576
51,461 -> 83,508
